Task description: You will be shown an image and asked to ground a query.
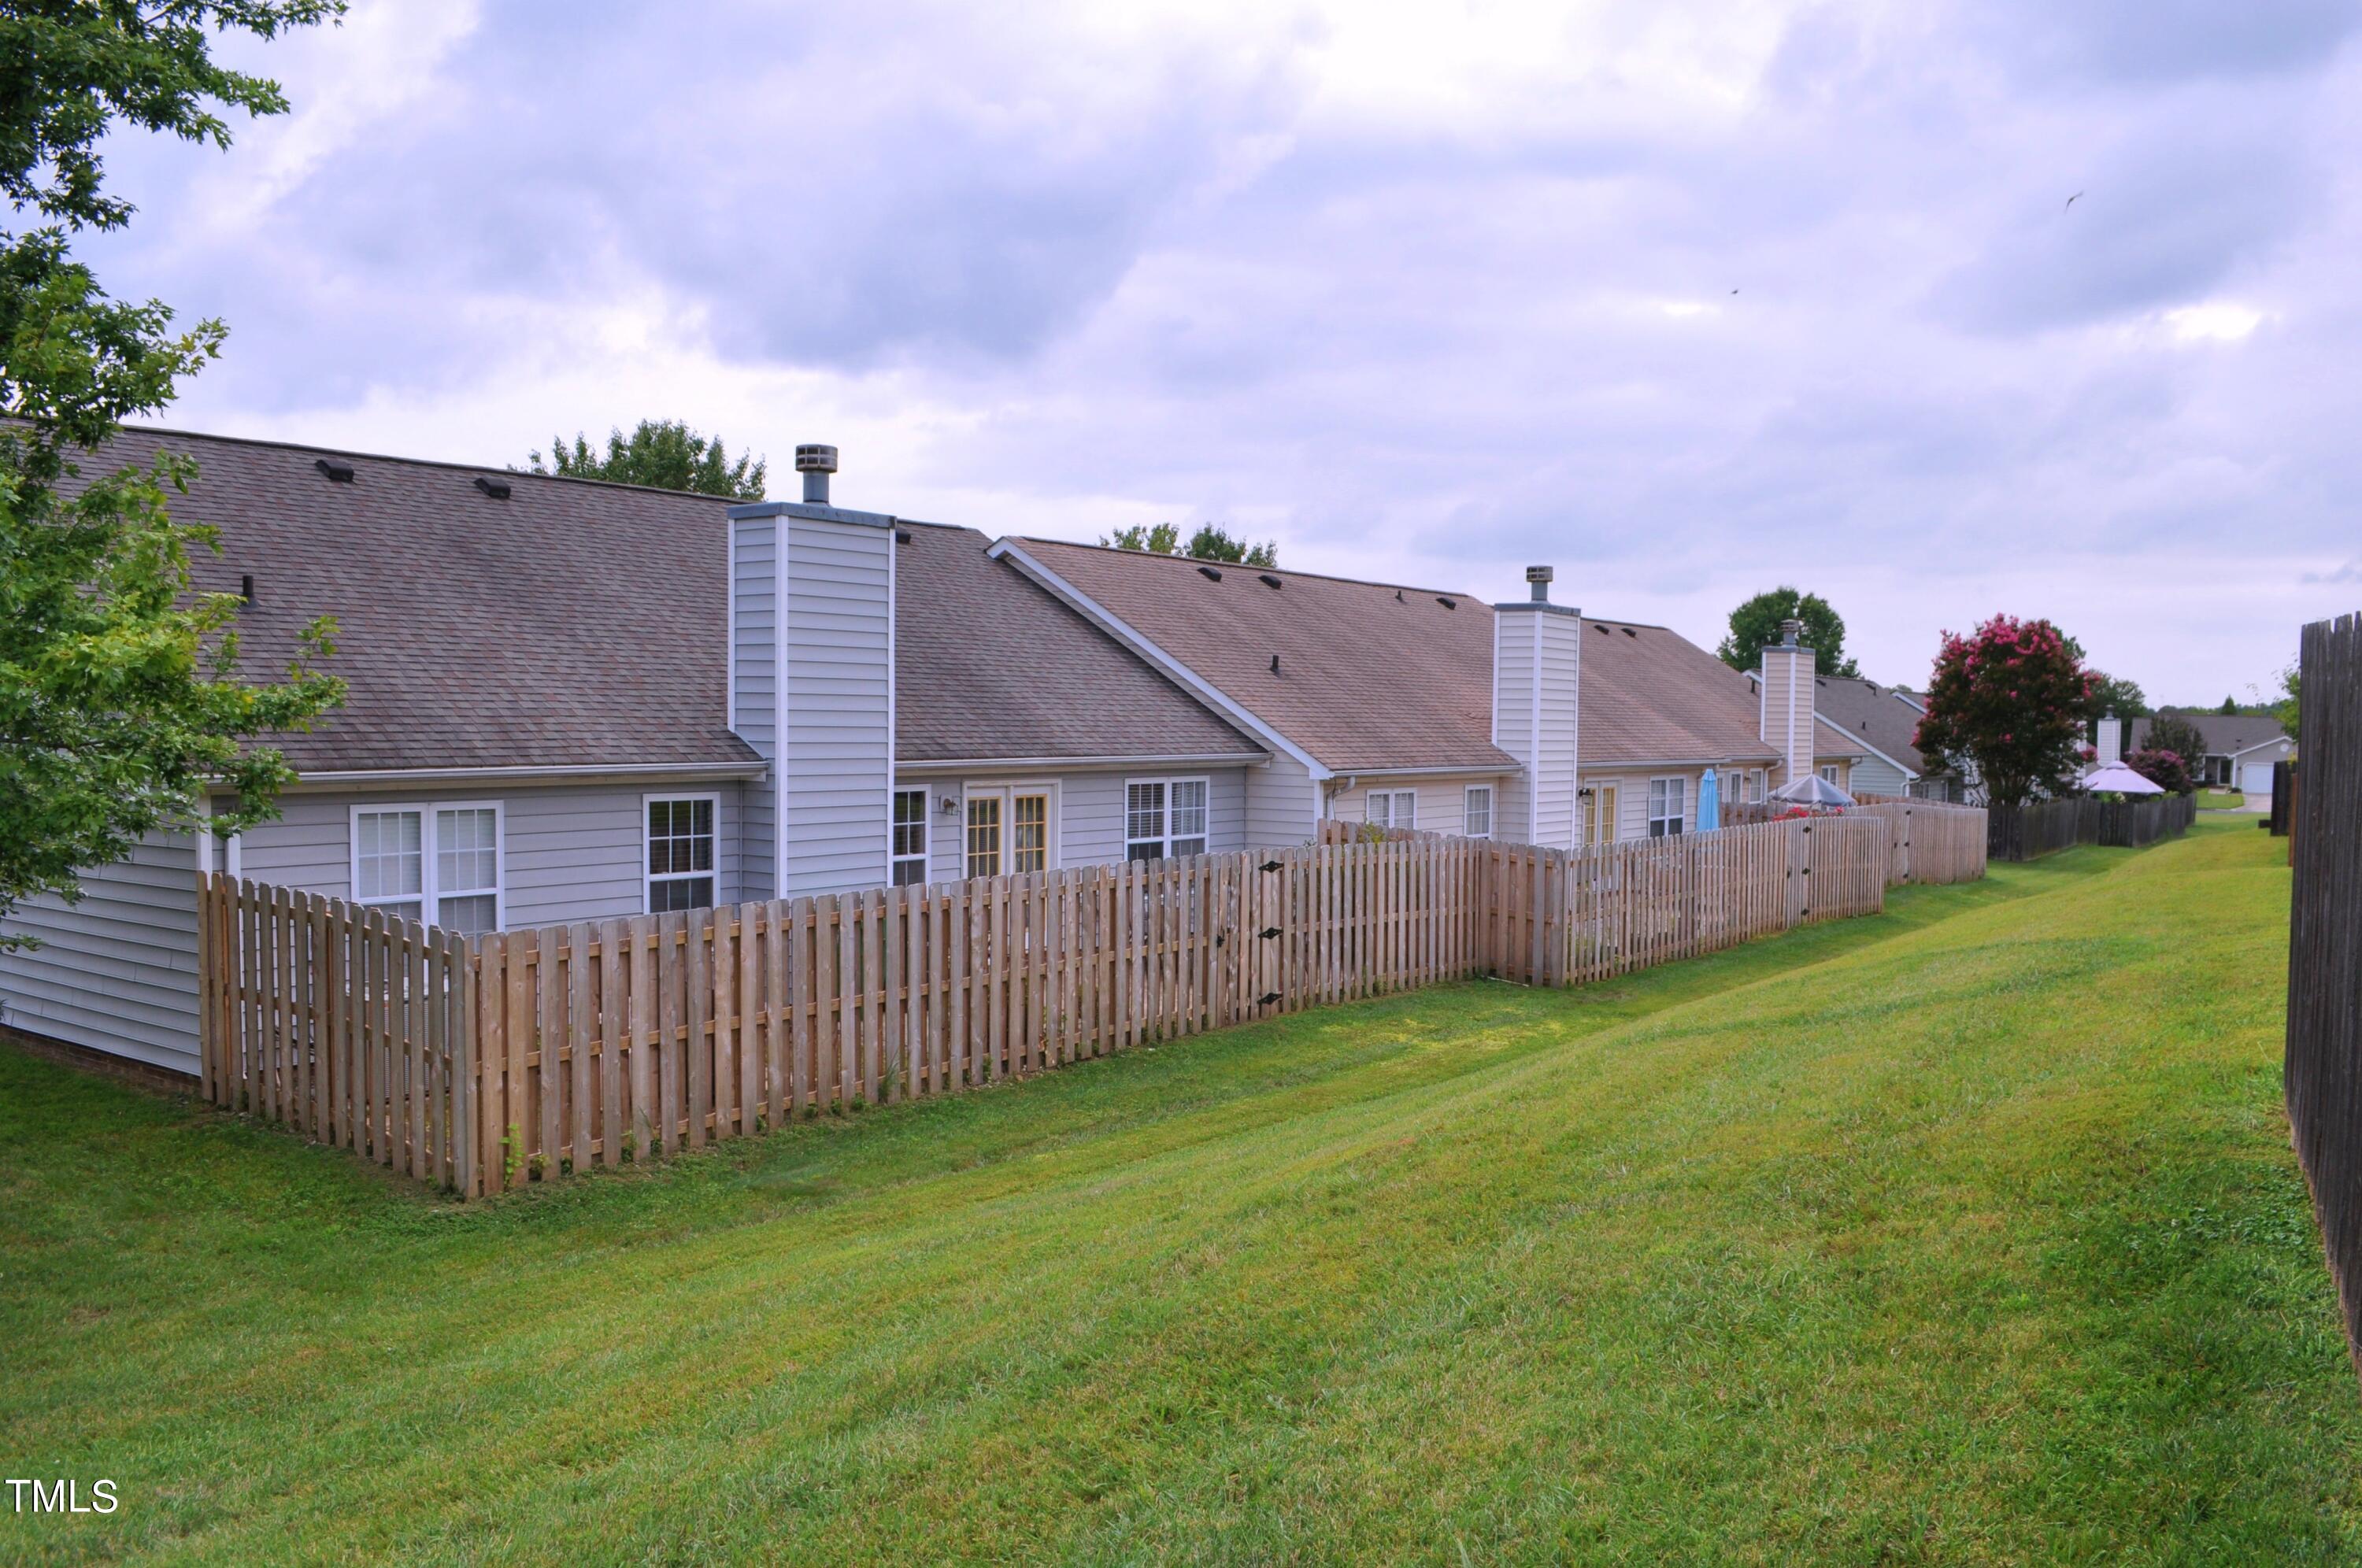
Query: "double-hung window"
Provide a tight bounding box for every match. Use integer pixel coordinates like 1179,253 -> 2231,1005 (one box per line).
351,803 -> 503,934
891,788 -> 928,886
1818,764 -> 1841,787
1463,786 -> 1494,839
646,796 -> 716,912
1126,777 -> 1210,860
1647,777 -> 1687,838
1367,790 -> 1416,830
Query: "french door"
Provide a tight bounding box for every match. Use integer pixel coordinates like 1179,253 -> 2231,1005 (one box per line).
964,784 -> 1054,879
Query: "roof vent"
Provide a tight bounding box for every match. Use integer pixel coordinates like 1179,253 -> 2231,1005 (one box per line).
1525,564 -> 1553,604
1258,572 -> 1283,590
1594,623 -> 1609,634
240,573 -> 254,604
1622,627 -> 1638,638
1394,588 -> 1404,602
895,529 -> 913,544
1198,564 -> 1222,582
1270,654 -> 1281,675
1436,596 -> 1457,610
473,476 -> 512,500
795,442 -> 838,505
315,457 -> 354,483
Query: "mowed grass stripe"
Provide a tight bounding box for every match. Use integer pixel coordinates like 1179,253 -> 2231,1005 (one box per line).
2,820 -> 2354,1564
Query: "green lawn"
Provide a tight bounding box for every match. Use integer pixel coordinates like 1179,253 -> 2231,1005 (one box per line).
5,820 -> 2355,1564
2197,788 -> 2251,810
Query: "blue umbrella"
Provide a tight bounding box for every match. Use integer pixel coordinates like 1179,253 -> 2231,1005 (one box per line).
1697,767 -> 1720,832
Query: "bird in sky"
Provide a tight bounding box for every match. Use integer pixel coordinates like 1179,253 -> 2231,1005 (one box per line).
2065,190 -> 2082,212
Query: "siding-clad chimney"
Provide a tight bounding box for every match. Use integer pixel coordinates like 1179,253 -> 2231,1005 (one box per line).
1491,566 -> 1581,846
729,446 -> 898,898
1759,617 -> 1815,787
2096,714 -> 2123,765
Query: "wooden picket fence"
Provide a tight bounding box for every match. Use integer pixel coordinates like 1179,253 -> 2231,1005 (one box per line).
1648,796 -> 1986,888
197,812 -> 1956,1195
2286,610 -> 2361,1385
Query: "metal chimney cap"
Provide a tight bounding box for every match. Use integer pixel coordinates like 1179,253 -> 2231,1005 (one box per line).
1524,564 -> 1554,583
794,444 -> 839,474
1779,616 -> 1804,646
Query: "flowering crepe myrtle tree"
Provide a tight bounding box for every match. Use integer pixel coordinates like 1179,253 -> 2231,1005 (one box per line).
2124,747 -> 2194,796
1912,615 -> 2094,809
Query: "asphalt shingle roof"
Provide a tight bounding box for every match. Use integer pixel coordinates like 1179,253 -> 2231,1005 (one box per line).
894,523 -> 1264,764
2129,711 -> 2290,758
69,429 -> 1256,776
1808,675 -> 1931,774
1008,538 -> 1783,772
80,426 -> 758,775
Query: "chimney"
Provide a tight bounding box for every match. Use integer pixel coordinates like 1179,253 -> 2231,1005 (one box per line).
729,444 -> 898,898
1491,565 -> 1581,846
1759,617 -> 1815,787
2097,714 -> 2123,765
796,442 -> 839,505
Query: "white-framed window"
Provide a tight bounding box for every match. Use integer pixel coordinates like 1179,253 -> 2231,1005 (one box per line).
891,788 -> 928,886
1125,776 -> 1210,861
1366,789 -> 1416,830
645,794 -> 718,912
1647,776 -> 1686,838
350,802 -> 504,934
1746,770 -> 1768,804
1819,764 -> 1841,786
1463,785 -> 1494,839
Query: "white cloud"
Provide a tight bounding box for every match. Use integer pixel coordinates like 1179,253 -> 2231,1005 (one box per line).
87,0 -> 2362,703
2163,301 -> 2268,342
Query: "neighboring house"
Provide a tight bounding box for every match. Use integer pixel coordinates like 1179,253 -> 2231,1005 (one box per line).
1800,674 -> 1970,801
2,430 -> 1872,1074
989,544 -> 1868,849
2126,711 -> 2293,792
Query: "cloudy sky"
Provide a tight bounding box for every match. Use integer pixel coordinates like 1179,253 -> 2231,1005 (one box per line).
84,0 -> 2362,701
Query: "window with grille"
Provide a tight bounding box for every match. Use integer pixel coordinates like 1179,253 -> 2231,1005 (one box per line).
646,797 -> 716,911
353,804 -> 502,930
1464,786 -> 1493,838
1647,777 -> 1686,837
354,809 -> 424,920
1168,780 -> 1207,857
1125,781 -> 1167,861
892,789 -> 928,886
435,808 -> 501,932
1013,793 -> 1050,872
1819,764 -> 1840,786
967,796 -> 1003,878
1367,790 -> 1415,830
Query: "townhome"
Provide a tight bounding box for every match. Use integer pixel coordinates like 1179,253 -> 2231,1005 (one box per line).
5,431 -> 1868,1075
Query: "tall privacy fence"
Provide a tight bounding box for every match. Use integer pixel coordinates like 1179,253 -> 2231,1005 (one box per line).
1712,797 -> 1988,887
1986,791 -> 2197,862
197,804 -> 1980,1195
2286,610 -> 2362,1384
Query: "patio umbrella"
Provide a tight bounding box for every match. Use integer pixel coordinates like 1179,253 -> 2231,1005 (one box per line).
1769,773 -> 1857,809
1697,767 -> 1720,832
2080,761 -> 2164,795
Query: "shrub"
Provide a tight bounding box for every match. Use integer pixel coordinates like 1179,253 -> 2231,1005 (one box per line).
2125,747 -> 2193,795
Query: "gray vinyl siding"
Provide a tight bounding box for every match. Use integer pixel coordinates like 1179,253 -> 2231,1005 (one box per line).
909,767 -> 1251,884
731,516 -> 779,901
228,782 -> 746,929
1332,773 -> 1513,838
779,514 -> 894,896
1246,756 -> 1321,850
0,831 -> 200,1075
1489,606 -> 1579,848
1846,755 -> 1910,797
1491,614 -> 1535,843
